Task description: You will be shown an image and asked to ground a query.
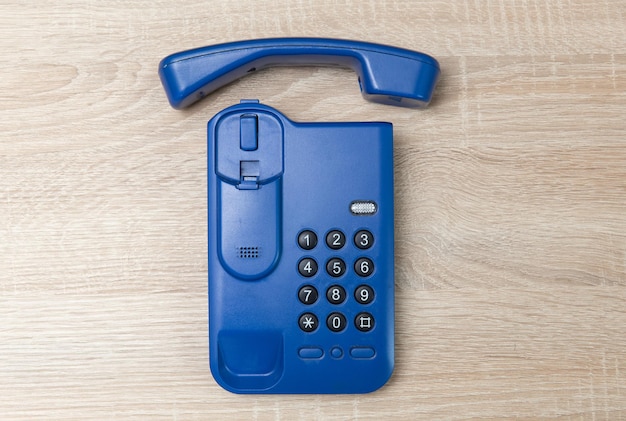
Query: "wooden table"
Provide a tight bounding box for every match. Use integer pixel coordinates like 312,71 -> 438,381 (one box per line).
2,1 -> 625,419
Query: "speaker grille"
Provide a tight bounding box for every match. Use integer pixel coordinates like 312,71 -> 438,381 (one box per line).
237,246 -> 260,258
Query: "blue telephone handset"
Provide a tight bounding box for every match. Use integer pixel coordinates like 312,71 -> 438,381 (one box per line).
159,38 -> 440,109
159,38 -> 439,394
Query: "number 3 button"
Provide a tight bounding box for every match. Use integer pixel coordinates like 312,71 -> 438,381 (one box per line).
354,230 -> 373,250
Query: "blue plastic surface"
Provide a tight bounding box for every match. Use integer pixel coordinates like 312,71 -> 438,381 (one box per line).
208,101 -> 395,393
159,37 -> 440,109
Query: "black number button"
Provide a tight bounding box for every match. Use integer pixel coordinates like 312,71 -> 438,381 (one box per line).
354,257 -> 374,277
326,312 -> 347,332
354,230 -> 374,249
298,258 -> 318,277
354,285 -> 374,304
326,285 -> 346,304
299,313 -> 319,332
298,285 -> 318,305
355,312 -> 375,332
298,230 -> 318,250
326,230 -> 346,250
326,258 -> 346,277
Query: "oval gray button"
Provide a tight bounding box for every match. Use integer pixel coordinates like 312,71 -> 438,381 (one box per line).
298,347 -> 324,359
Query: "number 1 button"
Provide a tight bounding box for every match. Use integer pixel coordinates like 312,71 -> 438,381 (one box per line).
298,230 -> 317,250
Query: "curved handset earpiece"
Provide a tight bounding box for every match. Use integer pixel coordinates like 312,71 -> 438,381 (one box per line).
159,38 -> 440,109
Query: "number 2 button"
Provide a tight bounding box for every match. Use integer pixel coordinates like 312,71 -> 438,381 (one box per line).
326,230 -> 346,250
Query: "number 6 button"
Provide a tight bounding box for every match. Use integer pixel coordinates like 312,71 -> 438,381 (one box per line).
354,257 -> 374,277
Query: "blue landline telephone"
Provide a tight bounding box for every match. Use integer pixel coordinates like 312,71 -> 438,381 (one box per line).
159,38 -> 440,394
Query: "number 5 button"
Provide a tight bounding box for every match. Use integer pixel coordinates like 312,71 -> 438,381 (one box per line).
326,258 -> 346,277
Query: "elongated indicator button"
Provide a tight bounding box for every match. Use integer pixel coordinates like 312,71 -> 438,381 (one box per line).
240,114 -> 258,151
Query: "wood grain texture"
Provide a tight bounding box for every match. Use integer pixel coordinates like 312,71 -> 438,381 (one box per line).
1,0 -> 626,419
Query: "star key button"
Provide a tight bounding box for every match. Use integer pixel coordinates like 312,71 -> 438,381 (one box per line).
299,312 -> 319,332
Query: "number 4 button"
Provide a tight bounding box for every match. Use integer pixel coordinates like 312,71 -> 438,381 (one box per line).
298,258 -> 318,277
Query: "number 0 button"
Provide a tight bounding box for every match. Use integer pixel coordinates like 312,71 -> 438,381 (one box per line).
327,312 -> 347,332
298,258 -> 318,277
354,230 -> 374,249
354,257 -> 374,277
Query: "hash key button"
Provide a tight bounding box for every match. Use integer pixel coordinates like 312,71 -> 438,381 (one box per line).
355,312 -> 375,332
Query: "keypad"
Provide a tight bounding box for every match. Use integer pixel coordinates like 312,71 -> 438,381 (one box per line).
297,228 -> 376,335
